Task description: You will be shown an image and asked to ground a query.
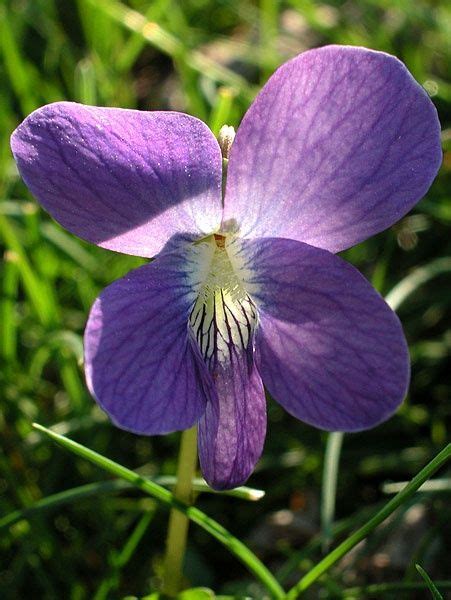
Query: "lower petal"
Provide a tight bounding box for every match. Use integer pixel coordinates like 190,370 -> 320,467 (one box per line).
196,346 -> 266,490
186,236 -> 266,489
238,237 -> 409,432
85,248 -> 207,434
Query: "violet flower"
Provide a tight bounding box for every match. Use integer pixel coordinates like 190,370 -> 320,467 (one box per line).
11,46 -> 441,490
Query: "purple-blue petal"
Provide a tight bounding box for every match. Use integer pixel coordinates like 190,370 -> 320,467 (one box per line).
11,102 -> 222,258
223,46 -> 442,252
85,248 -> 207,434
196,344 -> 266,490
238,237 -> 409,431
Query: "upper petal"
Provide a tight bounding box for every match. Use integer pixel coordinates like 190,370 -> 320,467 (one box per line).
11,102 -> 222,258
85,247 -> 208,434
223,45 -> 442,252
238,237 -> 409,431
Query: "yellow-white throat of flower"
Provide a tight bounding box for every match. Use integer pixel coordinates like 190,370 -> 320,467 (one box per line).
188,234 -> 257,370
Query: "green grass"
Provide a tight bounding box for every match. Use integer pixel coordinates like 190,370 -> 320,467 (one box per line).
1,0 -> 450,598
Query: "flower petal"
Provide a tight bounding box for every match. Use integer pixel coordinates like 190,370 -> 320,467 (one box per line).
238,237 -> 409,431
223,46 -> 442,252
186,239 -> 266,490
11,102 -> 222,257
196,346 -> 266,490
85,247 -> 208,434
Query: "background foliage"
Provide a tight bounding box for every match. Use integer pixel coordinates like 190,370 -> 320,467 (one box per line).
0,0 -> 450,598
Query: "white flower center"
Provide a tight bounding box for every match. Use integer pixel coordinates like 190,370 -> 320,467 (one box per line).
188,235 -> 257,368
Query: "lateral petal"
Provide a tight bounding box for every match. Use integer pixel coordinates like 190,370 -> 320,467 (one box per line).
85,247 -> 208,434
11,102 -> 222,258
238,237 -> 409,431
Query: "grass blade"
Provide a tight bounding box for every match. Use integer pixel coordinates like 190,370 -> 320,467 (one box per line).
32,423 -> 285,599
209,87 -> 236,136
0,480 -> 131,532
385,257 -> 451,311
1,250 -> 19,362
286,443 -> 451,598
416,564 -> 444,600
320,432 -> 344,552
343,580 -> 451,598
89,0 -> 256,99
0,214 -> 57,326
93,510 -> 155,600
0,475 -> 263,534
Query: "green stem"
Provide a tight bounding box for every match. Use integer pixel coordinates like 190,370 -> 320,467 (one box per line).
320,432 -> 344,552
162,426 -> 198,596
286,443 -> 451,599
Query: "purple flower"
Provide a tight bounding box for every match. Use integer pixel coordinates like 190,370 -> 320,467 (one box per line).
11,46 -> 441,490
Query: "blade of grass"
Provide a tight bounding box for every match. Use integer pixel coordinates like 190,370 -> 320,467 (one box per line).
116,0 -> 172,73
32,423 -> 285,599
1,250 -> 19,362
93,510 -> 155,600
286,443 -> 451,598
383,478 -> 451,494
385,257 -> 451,312
320,432 -> 344,552
89,0 -> 256,100
58,354 -> 87,412
416,564 -> 444,600
259,0 -> 280,80
0,475 -> 264,534
74,57 -> 98,105
0,214 -> 57,326
342,580 -> 451,598
0,6 -> 39,115
209,87 -> 236,136
76,0 -> 124,64
0,480 -> 131,532
155,476 -> 265,501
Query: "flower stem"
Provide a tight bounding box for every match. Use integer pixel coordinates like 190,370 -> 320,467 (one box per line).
161,425 -> 198,596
